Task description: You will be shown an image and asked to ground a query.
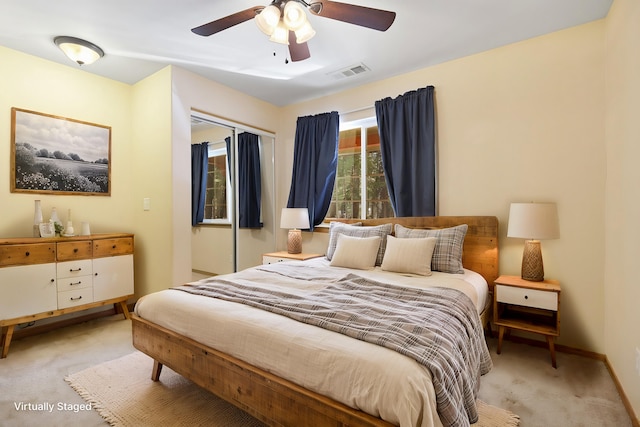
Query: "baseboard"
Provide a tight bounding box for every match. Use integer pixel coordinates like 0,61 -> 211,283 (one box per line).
604,356 -> 640,427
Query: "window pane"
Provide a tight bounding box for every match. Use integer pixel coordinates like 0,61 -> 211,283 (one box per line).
364,126 -> 392,219
327,123 -> 391,221
204,154 -> 228,220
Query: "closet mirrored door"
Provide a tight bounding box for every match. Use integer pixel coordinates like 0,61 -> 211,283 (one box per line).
190,111 -> 275,275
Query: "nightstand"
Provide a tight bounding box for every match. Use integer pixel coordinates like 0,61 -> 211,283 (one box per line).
262,251 -> 323,265
493,275 -> 561,368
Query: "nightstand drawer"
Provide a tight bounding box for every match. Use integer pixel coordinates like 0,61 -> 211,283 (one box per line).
263,256 -> 289,264
496,284 -> 558,311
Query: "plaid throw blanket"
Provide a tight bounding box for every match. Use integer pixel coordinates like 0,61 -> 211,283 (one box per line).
174,273 -> 492,427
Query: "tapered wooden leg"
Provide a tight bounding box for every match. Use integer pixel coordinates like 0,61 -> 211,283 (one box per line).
117,300 -> 131,320
1,325 -> 16,359
546,335 -> 557,368
152,360 -> 163,381
497,326 -> 505,354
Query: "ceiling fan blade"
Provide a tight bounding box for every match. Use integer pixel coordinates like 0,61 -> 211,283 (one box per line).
309,1 -> 396,31
192,7 -> 263,36
288,31 -> 311,62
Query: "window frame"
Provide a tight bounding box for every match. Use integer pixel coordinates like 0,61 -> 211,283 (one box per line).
201,144 -> 232,225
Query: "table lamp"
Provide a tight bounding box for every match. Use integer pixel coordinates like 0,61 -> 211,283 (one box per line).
507,202 -> 560,281
280,208 -> 310,254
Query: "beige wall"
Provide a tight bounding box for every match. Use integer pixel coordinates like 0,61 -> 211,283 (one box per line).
170,67 -> 280,284
130,66 -> 174,297
605,0 -> 640,419
280,21 -> 607,354
0,46 -> 135,239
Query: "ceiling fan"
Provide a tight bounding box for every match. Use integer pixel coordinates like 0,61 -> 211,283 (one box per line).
191,1 -> 396,62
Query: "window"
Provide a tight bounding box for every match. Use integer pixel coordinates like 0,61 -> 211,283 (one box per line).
326,118 -> 393,220
203,145 -> 231,223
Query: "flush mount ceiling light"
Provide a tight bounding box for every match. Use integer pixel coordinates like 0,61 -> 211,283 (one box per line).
54,36 -> 104,66
191,0 -> 395,62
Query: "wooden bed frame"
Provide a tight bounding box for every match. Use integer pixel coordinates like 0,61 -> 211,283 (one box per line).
132,216 -> 498,427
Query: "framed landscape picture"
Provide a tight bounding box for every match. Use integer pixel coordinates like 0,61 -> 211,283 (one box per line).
11,108 -> 111,196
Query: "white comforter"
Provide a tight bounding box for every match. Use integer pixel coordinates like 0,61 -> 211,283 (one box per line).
134,258 -> 489,427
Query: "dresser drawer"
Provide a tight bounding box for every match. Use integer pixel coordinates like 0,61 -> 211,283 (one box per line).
57,259 -> 93,279
93,237 -> 134,258
0,243 -> 56,267
57,287 -> 93,309
57,241 -> 92,261
56,275 -> 92,292
496,284 -> 558,311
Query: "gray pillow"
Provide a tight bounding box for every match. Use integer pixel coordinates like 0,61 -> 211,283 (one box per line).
394,224 -> 468,274
326,222 -> 392,266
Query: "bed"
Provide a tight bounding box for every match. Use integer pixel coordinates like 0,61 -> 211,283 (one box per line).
132,216 -> 499,427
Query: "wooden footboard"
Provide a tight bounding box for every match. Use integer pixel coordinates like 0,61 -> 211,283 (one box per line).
131,314 -> 394,427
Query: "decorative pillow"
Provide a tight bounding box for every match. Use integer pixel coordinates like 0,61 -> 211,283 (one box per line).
394,224 -> 468,274
381,235 -> 437,276
329,234 -> 381,270
326,222 -> 392,266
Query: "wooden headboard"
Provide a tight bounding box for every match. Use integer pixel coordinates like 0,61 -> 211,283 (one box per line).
326,216 -> 499,287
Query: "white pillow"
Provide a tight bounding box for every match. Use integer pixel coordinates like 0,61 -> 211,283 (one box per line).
381,235 -> 437,276
326,222 -> 391,266
329,234 -> 381,270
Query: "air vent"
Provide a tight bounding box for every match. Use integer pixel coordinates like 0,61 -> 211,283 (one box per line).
327,63 -> 371,80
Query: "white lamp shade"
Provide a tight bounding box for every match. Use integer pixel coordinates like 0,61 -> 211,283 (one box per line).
295,20 -> 316,43
283,1 -> 307,30
507,203 -> 560,240
255,5 -> 281,35
281,208 -> 310,230
269,20 -> 290,45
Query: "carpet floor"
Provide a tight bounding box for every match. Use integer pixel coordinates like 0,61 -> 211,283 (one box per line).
0,315 -> 633,426
65,351 -> 519,427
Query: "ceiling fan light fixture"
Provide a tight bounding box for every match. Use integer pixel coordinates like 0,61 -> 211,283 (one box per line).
283,1 -> 307,30
269,20 -> 290,45
54,36 -> 104,66
255,5 -> 281,35
295,20 -> 316,43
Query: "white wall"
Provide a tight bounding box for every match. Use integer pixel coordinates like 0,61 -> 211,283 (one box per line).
604,0 -> 640,419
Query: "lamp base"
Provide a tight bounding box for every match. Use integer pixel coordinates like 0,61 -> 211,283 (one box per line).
521,240 -> 544,281
287,229 -> 302,254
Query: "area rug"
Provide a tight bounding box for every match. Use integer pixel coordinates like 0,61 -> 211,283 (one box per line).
66,351 -> 519,427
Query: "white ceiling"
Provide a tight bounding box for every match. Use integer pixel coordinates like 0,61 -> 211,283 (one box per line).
0,0 -> 612,107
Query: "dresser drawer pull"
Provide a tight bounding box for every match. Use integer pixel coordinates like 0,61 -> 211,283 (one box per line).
112,245 -> 117,249
73,248 -> 79,253
70,296 -> 83,301
524,295 -> 528,300
69,268 -> 82,272
50,279 -> 55,283
25,251 -> 30,256
70,281 -> 82,286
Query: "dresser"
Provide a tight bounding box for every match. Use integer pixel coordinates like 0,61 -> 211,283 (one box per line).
0,233 -> 134,358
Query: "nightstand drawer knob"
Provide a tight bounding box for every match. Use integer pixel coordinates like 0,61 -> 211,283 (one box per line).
524,295 -> 528,299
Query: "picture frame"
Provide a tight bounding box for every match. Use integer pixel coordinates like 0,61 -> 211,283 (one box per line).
10,108 -> 111,196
